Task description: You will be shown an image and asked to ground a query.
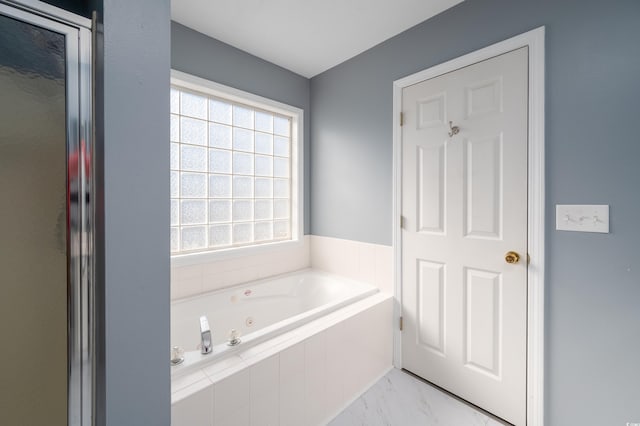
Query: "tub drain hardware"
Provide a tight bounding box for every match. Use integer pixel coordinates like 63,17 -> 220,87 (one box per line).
228,329 -> 242,346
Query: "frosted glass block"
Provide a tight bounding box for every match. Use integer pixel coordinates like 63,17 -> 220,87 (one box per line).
273,179 -> 288,198
274,136 -> 290,157
170,114 -> 179,142
273,220 -> 290,239
274,199 -> 290,219
233,152 -> 254,175
181,91 -> 207,119
181,117 -> 207,146
210,99 -> 232,124
210,149 -> 232,174
233,223 -> 253,244
255,133 -> 273,155
181,172 -> 207,198
180,144 -> 207,172
170,171 -> 179,197
209,224 -> 232,247
254,221 -> 273,241
255,111 -> 273,133
170,227 -> 179,252
233,105 -> 254,129
273,157 -> 289,178
182,226 -> 207,250
274,116 -> 290,136
209,200 -> 231,223
255,155 -> 273,177
181,200 -> 207,225
170,88 -> 179,114
255,178 -> 273,198
233,200 -> 253,222
233,176 -> 254,198
170,143 -> 179,170
209,123 -> 232,149
210,174 -> 231,198
254,199 -> 273,220
233,128 -> 254,152
171,199 -> 179,226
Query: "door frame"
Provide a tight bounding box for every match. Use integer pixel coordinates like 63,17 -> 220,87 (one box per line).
0,1 -> 94,425
392,27 -> 545,425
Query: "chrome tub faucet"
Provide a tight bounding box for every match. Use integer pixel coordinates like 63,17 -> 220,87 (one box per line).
200,315 -> 212,354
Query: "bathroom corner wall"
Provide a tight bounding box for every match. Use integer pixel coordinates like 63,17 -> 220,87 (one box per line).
310,235 -> 394,294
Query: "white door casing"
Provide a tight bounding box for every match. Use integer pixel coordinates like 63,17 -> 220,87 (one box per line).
401,47 -> 528,425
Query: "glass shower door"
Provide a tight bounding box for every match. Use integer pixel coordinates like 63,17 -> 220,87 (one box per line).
0,4 -> 92,425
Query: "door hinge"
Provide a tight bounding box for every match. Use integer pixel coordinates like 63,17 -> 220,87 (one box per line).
400,112 -> 404,126
399,316 -> 404,331
400,215 -> 406,229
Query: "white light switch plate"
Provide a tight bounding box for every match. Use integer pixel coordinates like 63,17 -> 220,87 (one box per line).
555,205 -> 609,233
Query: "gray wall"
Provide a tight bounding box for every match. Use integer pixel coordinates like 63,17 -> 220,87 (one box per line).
310,0 -> 640,425
171,22 -> 311,234
97,1 -> 171,425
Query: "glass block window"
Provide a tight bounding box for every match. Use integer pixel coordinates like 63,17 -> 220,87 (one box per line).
170,86 -> 292,254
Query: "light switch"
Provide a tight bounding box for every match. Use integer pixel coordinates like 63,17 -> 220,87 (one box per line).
555,205 -> 609,233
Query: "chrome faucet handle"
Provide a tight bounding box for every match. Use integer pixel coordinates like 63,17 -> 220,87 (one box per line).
199,315 -> 212,355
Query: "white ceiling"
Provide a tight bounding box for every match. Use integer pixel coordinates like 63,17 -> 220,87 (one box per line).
171,0 -> 464,78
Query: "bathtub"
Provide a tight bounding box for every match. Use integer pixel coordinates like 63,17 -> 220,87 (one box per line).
170,268 -> 378,372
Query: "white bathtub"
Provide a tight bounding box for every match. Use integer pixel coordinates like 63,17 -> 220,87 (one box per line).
170,268 -> 378,372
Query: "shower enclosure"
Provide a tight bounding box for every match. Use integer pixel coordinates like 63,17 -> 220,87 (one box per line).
0,1 -> 92,425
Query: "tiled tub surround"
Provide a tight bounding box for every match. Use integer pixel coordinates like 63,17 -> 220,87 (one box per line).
171,269 -> 378,371
171,293 -> 393,426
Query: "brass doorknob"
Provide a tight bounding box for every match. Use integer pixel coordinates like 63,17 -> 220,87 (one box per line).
505,251 -> 520,264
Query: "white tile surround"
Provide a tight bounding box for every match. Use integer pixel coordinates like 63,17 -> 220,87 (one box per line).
171,293 -> 393,426
171,235 -> 395,425
171,235 -> 394,299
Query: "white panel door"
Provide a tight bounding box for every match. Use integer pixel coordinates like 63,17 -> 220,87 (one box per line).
401,47 -> 528,425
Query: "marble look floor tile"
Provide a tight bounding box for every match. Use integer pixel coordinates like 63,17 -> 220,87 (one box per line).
329,368 -> 507,426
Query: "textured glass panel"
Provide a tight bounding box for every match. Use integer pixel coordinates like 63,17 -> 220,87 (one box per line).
255,132 -> 273,154
170,143 -> 179,169
170,114 -> 179,142
210,149 -> 232,174
274,116 -> 290,136
180,145 -> 207,172
209,123 -> 232,149
171,227 -> 180,252
274,136 -> 290,157
210,98 -> 232,124
171,88 -> 180,114
180,117 -> 207,146
171,171 -> 179,197
181,91 -> 207,119
255,155 -> 273,177
255,178 -> 273,198
182,226 -> 207,250
273,178 -> 289,198
210,224 -> 232,247
233,200 -> 254,222
233,176 -> 254,198
254,222 -> 273,241
273,157 -> 289,178
274,220 -> 290,239
0,16 -> 68,424
209,200 -> 231,223
233,152 -> 254,175
255,199 -> 273,220
255,111 -> 273,133
233,127 -> 254,152
233,223 -> 253,244
181,172 -> 207,198
274,199 -> 290,219
181,200 -> 207,225
209,174 -> 231,198
233,105 -> 254,129
171,199 -> 179,226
